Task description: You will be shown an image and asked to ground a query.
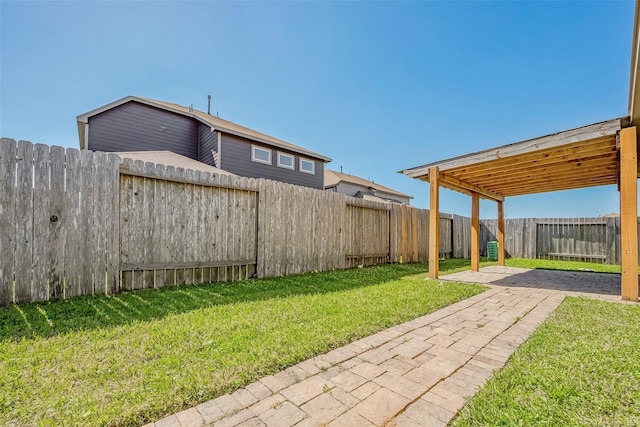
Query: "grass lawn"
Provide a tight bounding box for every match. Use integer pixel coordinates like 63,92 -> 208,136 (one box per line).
504,257 -> 624,274
0,259 -> 484,426
452,297 -> 640,426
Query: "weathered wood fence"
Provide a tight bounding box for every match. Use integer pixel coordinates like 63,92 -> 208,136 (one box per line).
479,217 -> 638,265
1,139 -> 636,305
0,140 -> 120,304
0,139 -> 456,305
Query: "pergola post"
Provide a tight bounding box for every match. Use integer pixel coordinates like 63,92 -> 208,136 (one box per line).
471,192 -> 480,271
497,200 -> 505,266
619,126 -> 639,301
429,167 -> 440,279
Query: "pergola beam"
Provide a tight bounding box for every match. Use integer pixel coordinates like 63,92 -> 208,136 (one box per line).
488,171 -> 617,193
492,178 -> 617,194
453,138 -> 617,179
503,178 -> 619,196
468,162 -> 617,188
439,173 -> 504,202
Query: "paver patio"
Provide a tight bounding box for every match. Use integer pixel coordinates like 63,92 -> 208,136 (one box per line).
145,267 -> 628,427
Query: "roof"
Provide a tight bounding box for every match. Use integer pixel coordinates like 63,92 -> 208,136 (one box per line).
325,169 -> 413,199
401,117 -> 631,200
113,151 -> 236,176
356,193 -> 395,204
77,96 -> 332,162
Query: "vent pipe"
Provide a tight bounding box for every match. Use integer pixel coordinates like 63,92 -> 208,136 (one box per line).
207,95 -> 211,115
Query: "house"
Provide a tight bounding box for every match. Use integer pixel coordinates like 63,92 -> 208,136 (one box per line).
76,96 -> 331,189
324,169 -> 413,204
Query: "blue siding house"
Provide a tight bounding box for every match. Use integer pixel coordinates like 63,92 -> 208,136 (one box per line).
76,96 -> 331,189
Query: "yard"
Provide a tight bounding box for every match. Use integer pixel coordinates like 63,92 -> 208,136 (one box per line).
452,296 -> 640,426
2,258 -> 637,426
0,259 -> 483,426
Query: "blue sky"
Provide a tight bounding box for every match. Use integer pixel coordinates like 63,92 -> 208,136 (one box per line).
0,1 -> 635,218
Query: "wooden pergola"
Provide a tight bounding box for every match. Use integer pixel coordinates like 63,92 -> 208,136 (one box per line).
401,117 -> 639,301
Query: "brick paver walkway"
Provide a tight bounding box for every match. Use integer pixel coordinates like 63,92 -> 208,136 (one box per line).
146,267 -> 627,427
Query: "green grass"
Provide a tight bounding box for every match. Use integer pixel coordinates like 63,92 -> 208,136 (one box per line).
0,259 -> 484,426
504,258 -> 623,274
452,297 -> 640,426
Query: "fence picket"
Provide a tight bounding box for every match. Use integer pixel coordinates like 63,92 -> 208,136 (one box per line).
14,141 -> 34,303
143,162 -> 157,289
175,168 -> 187,285
79,150 -> 95,295
93,151 -> 108,295
49,146 -> 66,298
132,161 -> 146,290
0,138 -> 17,303
119,173 -> 133,291
32,144 -> 50,301
163,166 -> 177,287
106,153 -> 120,294
63,149 -> 81,297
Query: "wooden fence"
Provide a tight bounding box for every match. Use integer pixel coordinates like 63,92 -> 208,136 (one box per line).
388,205 -> 453,265
479,217 -> 638,265
118,163 -> 259,290
2,139 -> 636,305
257,178 -> 347,277
0,139 -> 456,305
0,140 -> 120,304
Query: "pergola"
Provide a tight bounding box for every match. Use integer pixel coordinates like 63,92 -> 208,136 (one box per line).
402,3 -> 640,302
401,118 -> 639,301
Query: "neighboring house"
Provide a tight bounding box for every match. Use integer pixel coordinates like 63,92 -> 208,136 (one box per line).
324,170 -> 413,205
77,96 -> 331,189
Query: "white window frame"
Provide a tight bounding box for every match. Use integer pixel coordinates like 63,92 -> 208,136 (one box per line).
277,151 -> 295,170
299,158 -> 315,175
251,145 -> 272,165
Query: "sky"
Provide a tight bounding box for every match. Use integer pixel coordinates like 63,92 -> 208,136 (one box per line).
0,0 -> 636,218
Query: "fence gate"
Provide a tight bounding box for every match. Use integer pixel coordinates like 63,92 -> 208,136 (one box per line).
118,162 -> 259,291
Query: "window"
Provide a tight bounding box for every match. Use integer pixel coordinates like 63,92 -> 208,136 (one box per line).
251,145 -> 271,164
299,158 -> 315,174
277,152 -> 295,170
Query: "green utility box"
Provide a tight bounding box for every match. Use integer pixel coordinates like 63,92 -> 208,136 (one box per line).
487,241 -> 499,261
